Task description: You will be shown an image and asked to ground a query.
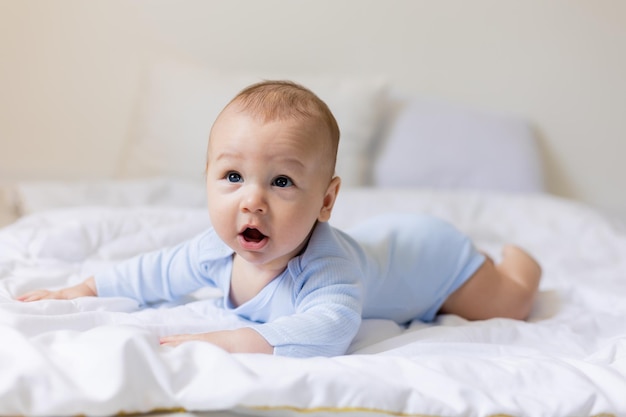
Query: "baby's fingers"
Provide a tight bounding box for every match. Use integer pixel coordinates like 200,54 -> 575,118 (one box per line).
159,334 -> 192,347
16,290 -> 53,302
17,290 -> 61,303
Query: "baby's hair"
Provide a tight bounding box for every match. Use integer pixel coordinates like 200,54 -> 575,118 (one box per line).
226,80 -> 340,171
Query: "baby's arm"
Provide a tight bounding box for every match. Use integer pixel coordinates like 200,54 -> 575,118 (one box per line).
160,261 -> 362,356
17,277 -> 97,302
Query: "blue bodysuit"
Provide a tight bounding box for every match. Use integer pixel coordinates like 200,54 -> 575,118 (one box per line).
95,213 -> 485,357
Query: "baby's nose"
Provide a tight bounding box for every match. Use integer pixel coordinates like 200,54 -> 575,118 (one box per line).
240,185 -> 268,213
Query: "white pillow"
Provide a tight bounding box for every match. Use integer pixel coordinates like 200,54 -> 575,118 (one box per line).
119,58 -> 388,187
373,97 -> 545,192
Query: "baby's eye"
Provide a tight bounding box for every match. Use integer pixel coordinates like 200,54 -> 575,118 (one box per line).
272,176 -> 293,188
226,172 -> 243,183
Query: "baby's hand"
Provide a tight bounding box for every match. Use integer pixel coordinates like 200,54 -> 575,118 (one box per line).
17,277 -> 97,302
160,328 -> 273,354
17,289 -> 65,302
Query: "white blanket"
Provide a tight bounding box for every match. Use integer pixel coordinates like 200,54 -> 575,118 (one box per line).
1,187 -> 626,417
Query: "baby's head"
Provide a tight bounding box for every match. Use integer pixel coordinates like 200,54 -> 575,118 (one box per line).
208,80 -> 340,180
205,80 -> 343,270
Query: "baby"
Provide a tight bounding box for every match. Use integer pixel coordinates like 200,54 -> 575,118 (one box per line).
18,80 -> 542,357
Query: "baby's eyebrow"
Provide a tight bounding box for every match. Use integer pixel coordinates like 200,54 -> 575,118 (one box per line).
213,151 -> 243,161
276,157 -> 306,170
213,151 -> 306,170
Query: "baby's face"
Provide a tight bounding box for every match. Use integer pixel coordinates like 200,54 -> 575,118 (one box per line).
205,106 -> 339,273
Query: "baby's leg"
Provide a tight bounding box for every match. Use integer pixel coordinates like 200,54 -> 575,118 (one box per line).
439,245 -> 542,320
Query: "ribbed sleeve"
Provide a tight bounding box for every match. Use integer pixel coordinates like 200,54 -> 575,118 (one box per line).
94,229 -> 232,305
246,222 -> 366,357
251,257 -> 363,357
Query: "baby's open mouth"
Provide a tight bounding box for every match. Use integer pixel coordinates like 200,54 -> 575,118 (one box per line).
242,228 -> 266,243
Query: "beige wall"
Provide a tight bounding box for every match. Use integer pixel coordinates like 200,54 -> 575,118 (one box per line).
1,0 -> 625,218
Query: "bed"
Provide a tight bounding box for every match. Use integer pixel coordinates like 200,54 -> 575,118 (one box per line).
1,58 -> 626,417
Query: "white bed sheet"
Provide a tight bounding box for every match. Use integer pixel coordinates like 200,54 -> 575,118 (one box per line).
1,185 -> 626,417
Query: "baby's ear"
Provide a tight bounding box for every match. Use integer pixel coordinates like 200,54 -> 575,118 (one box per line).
318,176 -> 341,222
